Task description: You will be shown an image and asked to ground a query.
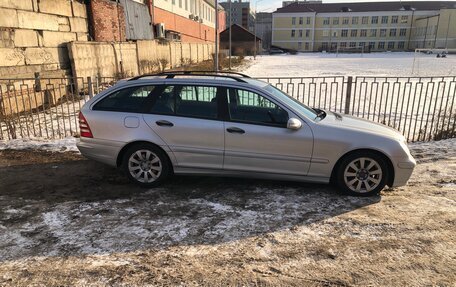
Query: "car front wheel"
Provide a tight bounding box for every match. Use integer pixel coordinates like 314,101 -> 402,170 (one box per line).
121,143 -> 171,188
336,152 -> 388,196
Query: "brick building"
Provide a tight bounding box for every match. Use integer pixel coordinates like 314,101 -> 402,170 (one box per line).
147,0 -> 225,43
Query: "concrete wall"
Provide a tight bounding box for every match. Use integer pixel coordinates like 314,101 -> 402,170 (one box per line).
0,0 -> 89,78
68,40 -> 215,79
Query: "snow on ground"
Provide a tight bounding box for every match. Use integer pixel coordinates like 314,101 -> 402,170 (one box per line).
243,52 -> 456,77
0,137 -> 78,152
0,138 -> 455,286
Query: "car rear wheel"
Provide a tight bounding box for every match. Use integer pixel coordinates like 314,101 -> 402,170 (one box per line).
336,152 -> 388,196
121,143 -> 171,188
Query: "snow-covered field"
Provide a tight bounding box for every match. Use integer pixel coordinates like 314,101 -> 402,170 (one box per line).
244,52 -> 456,77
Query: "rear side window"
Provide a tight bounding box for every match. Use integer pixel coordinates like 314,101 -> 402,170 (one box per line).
93,86 -> 156,113
228,88 -> 289,127
148,85 -> 219,119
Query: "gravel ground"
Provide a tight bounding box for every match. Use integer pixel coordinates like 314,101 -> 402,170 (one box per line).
0,139 -> 455,286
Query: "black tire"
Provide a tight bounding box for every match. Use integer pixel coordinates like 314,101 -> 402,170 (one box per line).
121,143 -> 171,188
335,151 -> 389,197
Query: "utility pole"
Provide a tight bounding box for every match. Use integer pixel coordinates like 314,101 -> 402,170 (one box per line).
229,0 -> 232,70
214,0 -> 219,71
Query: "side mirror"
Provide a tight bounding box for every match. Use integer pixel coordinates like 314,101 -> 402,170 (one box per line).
287,118 -> 302,130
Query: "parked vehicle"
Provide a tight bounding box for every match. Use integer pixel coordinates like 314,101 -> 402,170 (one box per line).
77,71 -> 416,196
269,48 -> 285,54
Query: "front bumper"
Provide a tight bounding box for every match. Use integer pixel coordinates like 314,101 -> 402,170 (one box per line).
392,155 -> 416,187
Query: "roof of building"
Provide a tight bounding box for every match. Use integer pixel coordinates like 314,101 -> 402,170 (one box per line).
274,1 -> 456,13
220,24 -> 262,42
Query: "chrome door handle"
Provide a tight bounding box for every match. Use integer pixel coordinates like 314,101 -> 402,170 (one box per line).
226,127 -> 245,134
156,120 -> 174,127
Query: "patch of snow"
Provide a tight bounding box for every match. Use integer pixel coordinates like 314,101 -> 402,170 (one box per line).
0,137 -> 78,152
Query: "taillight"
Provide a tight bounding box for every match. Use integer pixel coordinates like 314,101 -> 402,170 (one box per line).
79,112 -> 93,138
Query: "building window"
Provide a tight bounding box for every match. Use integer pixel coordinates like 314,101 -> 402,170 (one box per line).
292,17 -> 296,25
352,17 -> 358,25
380,29 -> 387,37
299,30 -> 303,37
378,42 -> 385,49
341,29 -> 348,37
381,16 -> 388,24
350,42 -> 356,47
369,42 -> 375,49
299,17 -> 303,25
400,28 -> 407,36
340,42 -> 347,48
323,17 -> 330,25
360,29 -> 367,37
362,16 -> 369,24
298,42 -> 302,50
351,29 -> 358,37
342,17 -> 349,25
291,29 -> 295,37
401,15 -> 408,23
371,16 -> 378,24
359,42 -> 365,48
391,16 -> 398,23
398,41 -> 405,49
389,28 -> 397,37
322,42 -> 328,50
333,17 -> 339,25
323,30 -> 329,37
307,17 -> 311,25
305,42 -> 309,50
333,31 -> 337,37
370,29 -> 377,37
388,42 -> 395,49
306,29 -> 310,37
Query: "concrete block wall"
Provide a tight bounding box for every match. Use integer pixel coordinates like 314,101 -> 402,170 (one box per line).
0,0 -> 89,79
70,40 -> 215,79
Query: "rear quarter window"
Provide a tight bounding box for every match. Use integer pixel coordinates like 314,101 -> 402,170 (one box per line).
93,86 -> 156,113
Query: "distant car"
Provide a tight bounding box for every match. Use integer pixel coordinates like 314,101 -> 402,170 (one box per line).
269,48 -> 285,55
77,71 -> 416,196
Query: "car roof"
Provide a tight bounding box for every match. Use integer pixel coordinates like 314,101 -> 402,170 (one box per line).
117,75 -> 270,89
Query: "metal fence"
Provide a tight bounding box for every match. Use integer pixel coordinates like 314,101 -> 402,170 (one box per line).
1,74 -> 455,142
260,76 -> 456,142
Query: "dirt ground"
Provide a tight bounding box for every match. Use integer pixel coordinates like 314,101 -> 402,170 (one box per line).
0,140 -> 455,287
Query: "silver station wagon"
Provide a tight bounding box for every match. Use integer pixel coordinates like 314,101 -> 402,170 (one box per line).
77,71 -> 416,196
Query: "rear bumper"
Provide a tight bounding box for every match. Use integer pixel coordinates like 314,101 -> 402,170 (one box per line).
76,138 -> 124,167
392,155 -> 416,187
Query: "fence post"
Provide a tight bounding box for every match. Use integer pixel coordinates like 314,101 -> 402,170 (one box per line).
87,76 -> 93,98
344,76 -> 353,115
34,72 -> 41,92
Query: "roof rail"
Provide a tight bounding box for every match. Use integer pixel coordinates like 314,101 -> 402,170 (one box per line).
128,70 -> 251,82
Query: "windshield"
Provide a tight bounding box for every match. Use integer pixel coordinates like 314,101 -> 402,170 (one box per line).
264,85 -> 319,120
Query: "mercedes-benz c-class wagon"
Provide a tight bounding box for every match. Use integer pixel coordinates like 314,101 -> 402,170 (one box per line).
77,71 -> 416,196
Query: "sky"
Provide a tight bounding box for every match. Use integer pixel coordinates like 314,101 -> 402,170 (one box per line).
254,0 -> 455,13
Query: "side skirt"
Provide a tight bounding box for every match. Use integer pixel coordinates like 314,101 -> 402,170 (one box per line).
173,167 -> 330,184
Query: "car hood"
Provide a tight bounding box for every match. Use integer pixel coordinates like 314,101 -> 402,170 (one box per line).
319,111 -> 405,141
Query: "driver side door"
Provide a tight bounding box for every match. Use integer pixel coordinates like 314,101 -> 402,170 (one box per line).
223,88 -> 313,176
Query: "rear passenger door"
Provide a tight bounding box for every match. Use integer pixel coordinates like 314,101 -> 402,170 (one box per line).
142,85 -> 224,170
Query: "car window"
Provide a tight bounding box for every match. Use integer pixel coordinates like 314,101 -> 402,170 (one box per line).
228,88 -> 289,127
93,85 -> 156,113
149,85 -> 218,119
